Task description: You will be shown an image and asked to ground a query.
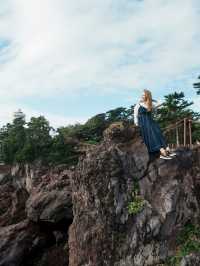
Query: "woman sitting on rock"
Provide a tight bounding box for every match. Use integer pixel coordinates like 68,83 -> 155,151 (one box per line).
134,89 -> 176,160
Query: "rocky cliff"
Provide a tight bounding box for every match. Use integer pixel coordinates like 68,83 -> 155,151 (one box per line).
0,122 -> 200,266
0,163 -> 73,266
68,122 -> 200,266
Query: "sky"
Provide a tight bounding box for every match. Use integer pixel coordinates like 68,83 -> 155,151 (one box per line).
0,0 -> 200,129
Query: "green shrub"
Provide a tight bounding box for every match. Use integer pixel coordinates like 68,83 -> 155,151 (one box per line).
166,223 -> 200,266
127,181 -> 145,215
127,195 -> 145,215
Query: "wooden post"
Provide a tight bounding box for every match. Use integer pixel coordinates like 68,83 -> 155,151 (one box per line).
183,118 -> 187,147
189,119 -> 192,147
176,122 -> 180,147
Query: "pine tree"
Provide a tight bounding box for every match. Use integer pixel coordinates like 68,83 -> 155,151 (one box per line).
193,76 -> 200,95
154,91 -> 200,144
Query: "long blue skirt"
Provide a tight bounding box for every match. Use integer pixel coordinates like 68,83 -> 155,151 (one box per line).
138,105 -> 167,153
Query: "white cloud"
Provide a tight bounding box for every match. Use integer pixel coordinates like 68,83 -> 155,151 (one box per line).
0,0 -> 200,124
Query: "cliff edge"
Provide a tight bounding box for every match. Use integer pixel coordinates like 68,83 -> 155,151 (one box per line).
0,122 -> 200,266
68,122 -> 200,266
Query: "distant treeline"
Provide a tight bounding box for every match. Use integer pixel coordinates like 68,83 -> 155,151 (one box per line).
0,91 -> 199,166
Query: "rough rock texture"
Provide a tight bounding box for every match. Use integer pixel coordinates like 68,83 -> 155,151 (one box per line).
68,122 -> 200,266
0,163 -> 73,266
0,178 -> 28,227
180,253 -> 200,266
26,166 -> 72,223
0,219 -> 47,266
0,121 -> 200,266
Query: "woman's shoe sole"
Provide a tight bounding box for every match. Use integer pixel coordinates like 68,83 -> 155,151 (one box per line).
160,155 -> 172,160
169,153 -> 176,157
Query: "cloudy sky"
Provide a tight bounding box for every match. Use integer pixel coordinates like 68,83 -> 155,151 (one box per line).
0,0 -> 200,128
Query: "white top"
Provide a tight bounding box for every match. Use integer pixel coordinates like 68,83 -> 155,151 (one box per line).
134,101 -> 159,126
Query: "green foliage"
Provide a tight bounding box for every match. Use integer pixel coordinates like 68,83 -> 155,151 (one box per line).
0,117 -> 26,163
193,76 -> 200,95
0,116 -> 79,166
83,106 -> 134,142
127,180 -> 145,215
154,91 -> 200,143
177,223 -> 200,244
166,223 -> 200,266
58,106 -> 135,144
105,106 -> 134,123
154,92 -> 195,128
47,127 -> 79,166
0,90 -> 199,166
128,195 -> 145,215
82,113 -> 108,142
0,105 -> 135,166
25,116 -> 53,161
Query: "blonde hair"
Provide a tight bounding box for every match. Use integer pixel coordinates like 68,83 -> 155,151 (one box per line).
144,89 -> 152,111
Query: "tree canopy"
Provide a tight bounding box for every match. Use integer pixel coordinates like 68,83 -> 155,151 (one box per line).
0,91 -> 199,166
154,92 -> 199,128
193,76 -> 200,95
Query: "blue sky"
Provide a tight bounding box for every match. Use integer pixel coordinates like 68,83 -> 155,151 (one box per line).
0,0 -> 200,128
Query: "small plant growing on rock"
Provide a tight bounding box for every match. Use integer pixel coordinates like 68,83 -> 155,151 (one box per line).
165,223 -> 200,266
127,180 -> 145,215
127,195 -> 145,215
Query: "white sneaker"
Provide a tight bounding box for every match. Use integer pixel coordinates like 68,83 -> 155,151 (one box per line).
168,152 -> 176,157
160,155 -> 172,160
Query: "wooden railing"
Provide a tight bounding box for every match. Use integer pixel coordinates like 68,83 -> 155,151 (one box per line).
162,117 -> 200,149
151,103 -> 200,149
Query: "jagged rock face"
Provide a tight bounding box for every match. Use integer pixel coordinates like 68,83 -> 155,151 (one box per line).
0,175 -> 29,227
0,163 -> 73,266
0,220 -> 47,266
180,253 -> 200,266
0,166 -> 28,227
68,122 -> 200,266
26,166 -> 73,223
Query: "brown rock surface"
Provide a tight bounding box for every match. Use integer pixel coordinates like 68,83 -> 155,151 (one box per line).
26,166 -> 73,223
68,122 -> 200,266
0,121 -> 200,266
0,163 -> 73,266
